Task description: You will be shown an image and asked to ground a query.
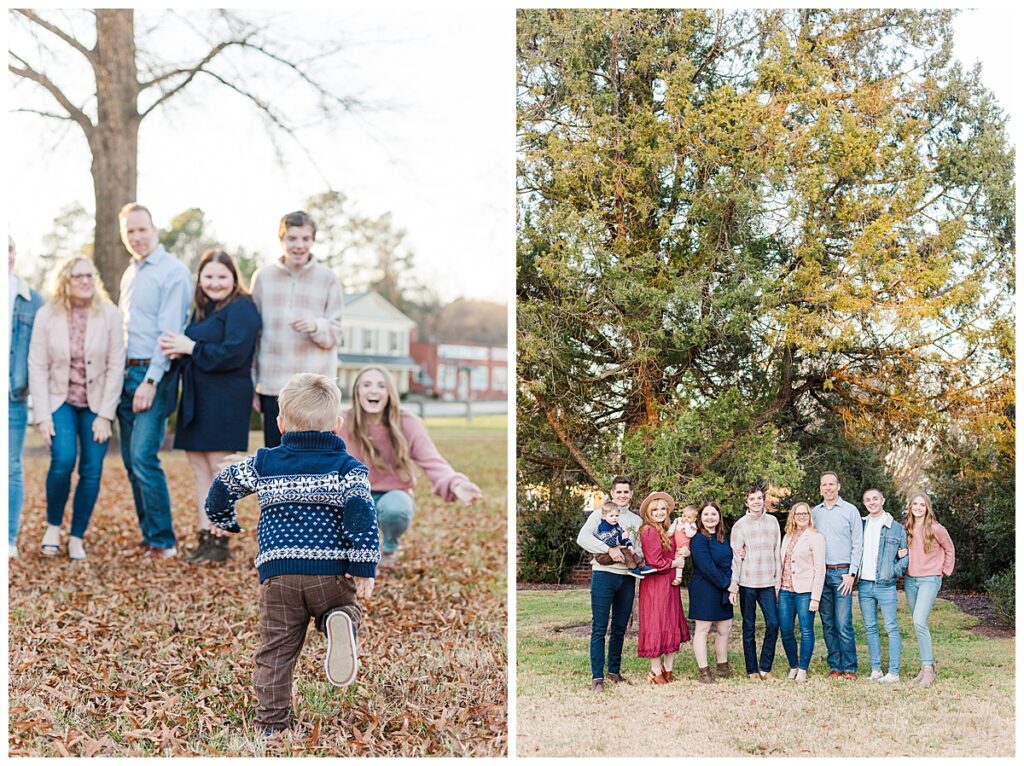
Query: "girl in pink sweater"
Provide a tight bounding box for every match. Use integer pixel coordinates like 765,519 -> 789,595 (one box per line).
902,492 -> 955,688
340,366 -> 482,568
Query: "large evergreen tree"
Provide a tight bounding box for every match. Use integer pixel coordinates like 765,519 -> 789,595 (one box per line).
517,9 -> 1014,510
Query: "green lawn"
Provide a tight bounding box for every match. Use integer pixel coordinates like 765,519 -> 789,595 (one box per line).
517,587 -> 1015,757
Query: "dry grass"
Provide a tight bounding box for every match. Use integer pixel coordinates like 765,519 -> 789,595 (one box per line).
9,422 -> 507,756
517,589 -> 1014,757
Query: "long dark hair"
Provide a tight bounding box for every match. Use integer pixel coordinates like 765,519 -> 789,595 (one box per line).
698,501 -> 727,543
193,249 -> 248,321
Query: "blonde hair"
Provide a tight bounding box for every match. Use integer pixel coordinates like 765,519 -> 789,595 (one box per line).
349,366 -> 413,481
277,373 -> 341,432
785,502 -> 817,536
679,504 -> 699,522
50,256 -> 112,313
118,202 -> 154,225
904,492 -> 937,553
639,499 -> 673,551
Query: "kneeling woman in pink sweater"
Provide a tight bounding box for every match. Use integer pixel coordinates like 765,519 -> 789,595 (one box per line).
341,366 -> 483,568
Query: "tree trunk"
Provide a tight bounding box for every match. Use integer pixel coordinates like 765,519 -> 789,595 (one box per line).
88,10 -> 140,302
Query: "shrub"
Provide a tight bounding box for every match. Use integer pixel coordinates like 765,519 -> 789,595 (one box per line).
517,485 -> 588,584
985,568 -> 1015,626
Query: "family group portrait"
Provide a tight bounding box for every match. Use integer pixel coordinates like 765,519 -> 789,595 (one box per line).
516,7 -> 1015,758
8,7 -> 507,756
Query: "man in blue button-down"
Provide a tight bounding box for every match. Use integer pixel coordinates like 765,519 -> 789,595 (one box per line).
116,203 -> 192,559
811,471 -> 863,680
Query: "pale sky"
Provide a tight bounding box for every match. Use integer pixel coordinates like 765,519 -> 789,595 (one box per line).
7,7 -> 513,304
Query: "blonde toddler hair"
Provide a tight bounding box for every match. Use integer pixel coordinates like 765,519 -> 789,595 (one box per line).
278,373 -> 341,432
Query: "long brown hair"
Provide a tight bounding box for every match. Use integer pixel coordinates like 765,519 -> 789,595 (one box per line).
349,366 -> 413,480
192,249 -> 248,321
904,492 -> 937,553
639,499 -> 673,551
698,501 -> 727,543
50,256 -> 112,313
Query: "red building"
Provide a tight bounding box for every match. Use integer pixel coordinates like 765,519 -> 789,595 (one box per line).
410,340 -> 507,401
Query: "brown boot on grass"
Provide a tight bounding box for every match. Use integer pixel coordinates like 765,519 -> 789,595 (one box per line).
697,666 -> 715,684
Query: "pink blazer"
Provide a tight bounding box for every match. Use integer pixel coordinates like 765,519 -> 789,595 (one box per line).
28,302 -> 125,422
778,529 -> 826,602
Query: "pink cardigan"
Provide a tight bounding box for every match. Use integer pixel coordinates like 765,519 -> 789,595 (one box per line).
340,410 -> 467,501
28,302 -> 125,422
777,529 -> 826,602
906,521 -> 956,577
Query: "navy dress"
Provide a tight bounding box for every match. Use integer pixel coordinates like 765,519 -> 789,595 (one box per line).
173,296 -> 261,451
688,532 -> 735,621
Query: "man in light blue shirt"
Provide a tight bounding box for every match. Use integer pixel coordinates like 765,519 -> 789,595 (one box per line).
116,203 -> 192,559
811,471 -> 863,679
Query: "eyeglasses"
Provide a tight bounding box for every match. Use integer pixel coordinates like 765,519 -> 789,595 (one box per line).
70,273 -> 95,281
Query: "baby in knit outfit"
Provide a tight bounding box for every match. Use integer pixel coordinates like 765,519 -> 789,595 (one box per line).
206,373 -> 379,735
670,505 -> 699,585
592,502 -> 654,579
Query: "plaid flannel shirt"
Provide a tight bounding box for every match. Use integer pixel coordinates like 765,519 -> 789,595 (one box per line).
251,255 -> 343,395
730,511 -> 782,589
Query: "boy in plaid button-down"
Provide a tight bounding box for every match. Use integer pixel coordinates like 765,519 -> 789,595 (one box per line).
728,486 -> 782,680
251,211 -> 343,449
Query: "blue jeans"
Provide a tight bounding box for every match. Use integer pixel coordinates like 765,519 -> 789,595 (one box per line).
904,575 -> 942,666
117,366 -> 176,549
46,403 -> 109,539
371,490 -> 416,554
739,585 -> 779,674
858,580 -> 901,674
778,589 -> 815,671
589,570 -> 636,680
819,566 -> 857,672
8,398 -> 29,546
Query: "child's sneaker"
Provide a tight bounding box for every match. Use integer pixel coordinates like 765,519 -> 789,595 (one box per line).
628,567 -> 645,580
639,565 -> 657,575
324,610 -> 359,687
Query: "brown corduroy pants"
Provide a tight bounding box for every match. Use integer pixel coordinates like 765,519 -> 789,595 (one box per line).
254,573 -> 363,728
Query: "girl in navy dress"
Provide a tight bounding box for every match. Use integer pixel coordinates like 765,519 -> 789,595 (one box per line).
159,249 -> 260,563
688,501 -> 738,683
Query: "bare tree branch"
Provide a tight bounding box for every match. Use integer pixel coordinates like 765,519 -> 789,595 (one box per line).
8,53 -> 93,133
11,107 -> 75,121
13,9 -> 94,62
137,38 -> 252,118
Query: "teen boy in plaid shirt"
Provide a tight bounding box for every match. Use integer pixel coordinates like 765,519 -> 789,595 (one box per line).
251,211 -> 344,448
729,486 -> 782,680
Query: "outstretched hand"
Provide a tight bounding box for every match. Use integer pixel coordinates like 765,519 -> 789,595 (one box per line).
453,480 -> 483,506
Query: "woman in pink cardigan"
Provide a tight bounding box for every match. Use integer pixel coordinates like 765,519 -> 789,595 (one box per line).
775,502 -> 826,683
902,492 -> 956,688
340,366 -> 483,568
28,257 -> 124,560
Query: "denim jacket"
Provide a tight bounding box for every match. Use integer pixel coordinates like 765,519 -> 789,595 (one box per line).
9,281 -> 45,402
859,512 -> 909,585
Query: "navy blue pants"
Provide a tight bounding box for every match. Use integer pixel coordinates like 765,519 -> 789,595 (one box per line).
589,570 -> 635,680
739,585 -> 779,675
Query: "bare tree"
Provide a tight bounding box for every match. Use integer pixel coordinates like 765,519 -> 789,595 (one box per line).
9,9 -> 361,298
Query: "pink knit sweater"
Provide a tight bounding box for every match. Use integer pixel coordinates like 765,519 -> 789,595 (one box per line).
906,521 -> 956,577
340,410 -> 467,501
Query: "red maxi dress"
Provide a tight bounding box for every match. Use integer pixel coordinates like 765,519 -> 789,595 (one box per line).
637,526 -> 691,657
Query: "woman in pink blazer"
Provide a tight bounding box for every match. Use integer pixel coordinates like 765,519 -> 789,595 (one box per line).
28,257 -> 124,560
775,502 -> 826,682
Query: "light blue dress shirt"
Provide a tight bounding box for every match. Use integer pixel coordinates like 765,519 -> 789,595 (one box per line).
811,496 -> 863,576
118,245 -> 193,383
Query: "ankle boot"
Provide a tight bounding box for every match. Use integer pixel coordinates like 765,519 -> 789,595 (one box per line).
206,533 -> 231,562
697,665 -> 716,684
918,664 -> 936,688
185,530 -> 213,562
716,662 -> 732,679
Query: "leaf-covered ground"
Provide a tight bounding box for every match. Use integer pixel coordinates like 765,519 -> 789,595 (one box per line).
9,421 -> 507,756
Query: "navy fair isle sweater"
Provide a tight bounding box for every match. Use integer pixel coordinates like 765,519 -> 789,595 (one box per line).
206,431 -> 380,582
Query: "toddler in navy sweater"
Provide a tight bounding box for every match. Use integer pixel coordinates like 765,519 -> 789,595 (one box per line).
592,502 -> 655,579
206,373 -> 380,735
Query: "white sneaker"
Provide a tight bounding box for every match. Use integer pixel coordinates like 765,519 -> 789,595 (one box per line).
324,610 -> 359,687
880,672 -> 900,684
147,546 -> 177,560
870,669 -> 884,681
68,536 -> 87,561
8,544 -> 18,559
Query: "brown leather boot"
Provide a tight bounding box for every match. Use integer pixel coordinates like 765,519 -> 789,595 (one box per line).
716,662 -> 732,678
697,665 -> 715,684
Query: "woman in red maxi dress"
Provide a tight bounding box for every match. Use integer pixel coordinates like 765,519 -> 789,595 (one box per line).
637,491 -> 691,683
